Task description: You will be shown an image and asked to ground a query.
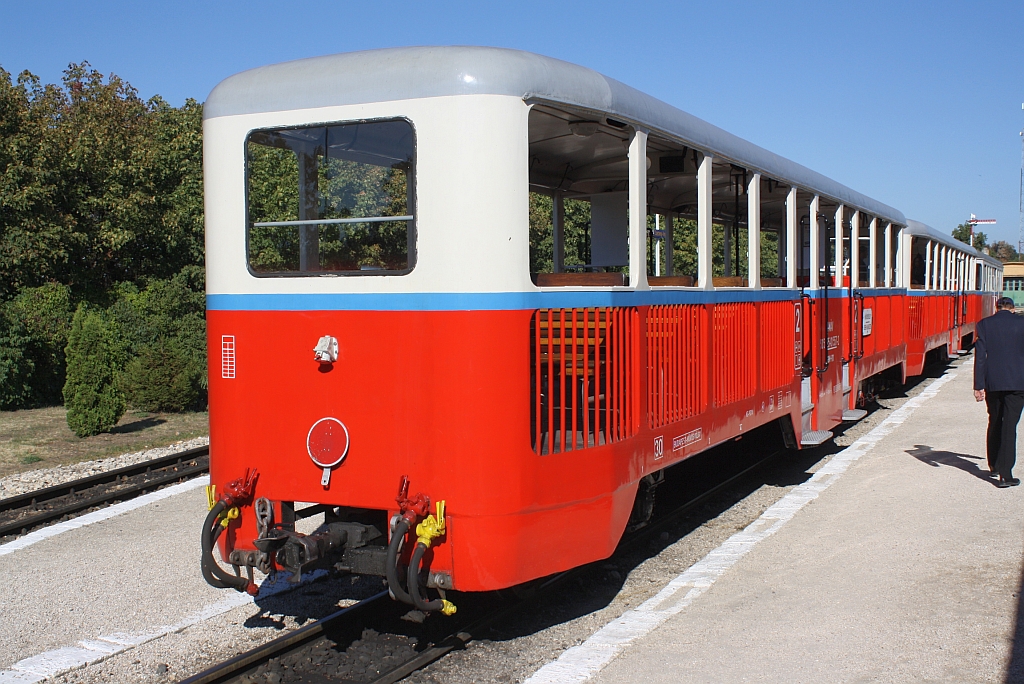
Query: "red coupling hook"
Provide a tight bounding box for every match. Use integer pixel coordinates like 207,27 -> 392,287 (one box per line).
221,469 -> 259,508
396,475 -> 430,525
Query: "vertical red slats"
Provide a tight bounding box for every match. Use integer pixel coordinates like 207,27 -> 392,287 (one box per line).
612,308 -> 619,443
712,303 -> 756,407
908,298 -> 922,339
570,308 -> 578,450
619,308 -> 626,440
582,310 -> 590,447
535,313 -> 542,452
546,311 -> 553,454
628,308 -> 636,438
561,313 -> 569,456
531,307 -> 638,455
645,305 -> 707,429
598,307 -> 606,446
757,301 -> 796,393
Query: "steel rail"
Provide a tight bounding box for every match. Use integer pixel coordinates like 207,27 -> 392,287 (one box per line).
178,591 -> 390,684
0,445 -> 210,538
176,443 -> 795,684
366,446 -> 787,684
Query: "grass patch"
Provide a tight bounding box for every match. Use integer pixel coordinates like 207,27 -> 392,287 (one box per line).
0,407 -> 209,479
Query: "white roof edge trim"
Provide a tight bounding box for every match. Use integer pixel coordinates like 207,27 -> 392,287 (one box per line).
905,219 -> 1003,266
523,98 -> 903,225
205,46 -> 905,225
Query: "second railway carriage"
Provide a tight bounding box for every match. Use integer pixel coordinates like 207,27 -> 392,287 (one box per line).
200,47 -> 1003,608
902,220 -> 1001,375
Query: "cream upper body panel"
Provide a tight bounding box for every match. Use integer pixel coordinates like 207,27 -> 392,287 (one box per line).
204,94 -> 531,296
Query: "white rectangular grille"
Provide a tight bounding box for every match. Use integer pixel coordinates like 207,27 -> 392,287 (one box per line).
221,335 -> 236,379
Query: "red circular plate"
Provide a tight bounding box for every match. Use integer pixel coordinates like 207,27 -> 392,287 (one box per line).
306,417 -> 350,468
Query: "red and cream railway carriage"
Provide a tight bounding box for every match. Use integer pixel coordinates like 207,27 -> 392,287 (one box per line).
902,220 -> 1001,375
200,47 -> 1002,606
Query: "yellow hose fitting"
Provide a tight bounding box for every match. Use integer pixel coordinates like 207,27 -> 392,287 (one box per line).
220,506 -> 239,528
415,500 -> 447,548
440,599 -> 457,616
205,485 -> 216,511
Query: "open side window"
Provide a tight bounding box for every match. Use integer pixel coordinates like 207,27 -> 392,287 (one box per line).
528,105 -> 634,287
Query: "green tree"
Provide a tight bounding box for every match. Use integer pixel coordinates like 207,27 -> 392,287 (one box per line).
990,240 -> 1020,263
952,223 -> 987,251
0,63 -> 207,411
63,305 -> 125,437
0,63 -> 205,302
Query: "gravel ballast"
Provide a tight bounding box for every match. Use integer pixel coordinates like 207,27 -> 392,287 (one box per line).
0,437 -> 209,500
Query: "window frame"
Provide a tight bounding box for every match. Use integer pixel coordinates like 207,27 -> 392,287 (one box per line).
243,116 -> 417,279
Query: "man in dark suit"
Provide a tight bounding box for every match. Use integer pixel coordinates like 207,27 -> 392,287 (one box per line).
974,296 -> 1024,487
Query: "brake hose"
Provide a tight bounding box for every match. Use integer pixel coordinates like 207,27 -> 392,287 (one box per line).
407,541 -> 453,614
201,501 -> 252,593
385,518 -> 413,604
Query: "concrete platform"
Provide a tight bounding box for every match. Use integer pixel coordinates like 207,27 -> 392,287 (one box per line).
544,364 -> 1024,683
0,477 -> 332,682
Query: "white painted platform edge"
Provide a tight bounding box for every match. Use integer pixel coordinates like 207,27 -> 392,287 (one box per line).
524,369 -> 959,684
0,476 -> 210,557
0,568 -> 328,681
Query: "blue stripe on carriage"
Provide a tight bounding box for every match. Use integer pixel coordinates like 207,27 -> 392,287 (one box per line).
208,289 -> 794,311
207,287 -> 927,312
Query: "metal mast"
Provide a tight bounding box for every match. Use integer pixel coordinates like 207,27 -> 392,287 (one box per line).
1019,104 -> 1024,255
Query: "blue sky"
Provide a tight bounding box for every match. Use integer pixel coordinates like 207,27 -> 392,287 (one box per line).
2,0 -> 1023,246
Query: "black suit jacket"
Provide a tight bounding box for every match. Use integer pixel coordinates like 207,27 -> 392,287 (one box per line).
974,309 -> 1024,391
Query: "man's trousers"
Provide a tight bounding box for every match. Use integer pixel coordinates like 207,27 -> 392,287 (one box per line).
985,390 -> 1024,479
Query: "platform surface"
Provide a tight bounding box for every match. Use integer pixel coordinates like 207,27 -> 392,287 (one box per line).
594,365 -> 1024,683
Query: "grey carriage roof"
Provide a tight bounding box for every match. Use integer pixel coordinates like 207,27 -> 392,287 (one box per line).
906,219 -> 1003,266
207,46 -> 905,224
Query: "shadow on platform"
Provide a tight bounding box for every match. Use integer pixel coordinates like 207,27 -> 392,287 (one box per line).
905,444 -> 998,486
1007,556 -> 1024,683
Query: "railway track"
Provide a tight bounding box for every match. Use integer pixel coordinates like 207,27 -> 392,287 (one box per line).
0,445 -> 210,539
179,437 -> 790,684
177,361 -> 958,683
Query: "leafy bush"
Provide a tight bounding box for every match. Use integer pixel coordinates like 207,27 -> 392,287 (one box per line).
120,337 -> 197,412
3,283 -> 72,406
63,306 -> 125,437
107,267 -> 207,410
0,315 -> 34,409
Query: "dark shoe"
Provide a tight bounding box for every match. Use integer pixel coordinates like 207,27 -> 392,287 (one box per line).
997,477 -> 1021,488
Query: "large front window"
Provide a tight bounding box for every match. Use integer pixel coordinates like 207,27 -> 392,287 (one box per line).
246,119 -> 415,275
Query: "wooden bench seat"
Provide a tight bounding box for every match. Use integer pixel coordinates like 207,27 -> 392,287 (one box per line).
533,272 -> 627,287
648,275 -> 695,287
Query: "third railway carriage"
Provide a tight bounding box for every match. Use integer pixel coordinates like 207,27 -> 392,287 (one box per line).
199,47 -> 1003,610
